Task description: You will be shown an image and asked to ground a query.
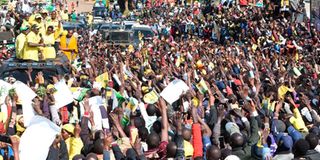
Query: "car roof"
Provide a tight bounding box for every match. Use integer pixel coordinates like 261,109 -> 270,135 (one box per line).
63,22 -> 82,25
123,21 -> 139,24
132,24 -> 151,29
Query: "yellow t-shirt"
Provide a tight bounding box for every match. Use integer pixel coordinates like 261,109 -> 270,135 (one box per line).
15,33 -> 26,59
31,21 -> 46,36
61,12 -> 69,21
47,19 -> 64,42
290,108 -> 308,132
28,14 -> 36,25
183,140 -> 194,157
87,15 -> 93,25
65,137 -> 84,160
42,33 -> 56,59
23,32 -> 40,61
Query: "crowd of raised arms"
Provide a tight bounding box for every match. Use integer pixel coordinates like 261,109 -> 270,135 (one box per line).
0,0 -> 320,160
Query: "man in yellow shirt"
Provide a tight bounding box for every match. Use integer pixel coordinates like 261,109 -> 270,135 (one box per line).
47,11 -> 64,52
61,10 -> 69,22
32,14 -> 46,36
87,12 -> 93,26
23,24 -> 45,61
40,9 -> 49,22
15,26 -> 30,59
60,30 -> 78,61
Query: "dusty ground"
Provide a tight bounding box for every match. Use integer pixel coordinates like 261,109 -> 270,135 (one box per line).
68,0 -> 94,13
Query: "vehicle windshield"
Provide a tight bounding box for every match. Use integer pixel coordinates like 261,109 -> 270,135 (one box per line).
109,32 -> 131,42
133,29 -> 154,38
2,69 -> 58,83
100,25 -> 122,30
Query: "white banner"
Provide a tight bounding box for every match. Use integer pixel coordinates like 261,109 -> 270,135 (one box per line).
19,116 -> 61,160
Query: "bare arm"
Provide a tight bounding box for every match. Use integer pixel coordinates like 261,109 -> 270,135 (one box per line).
159,98 -> 168,142
110,113 -> 127,138
197,115 -> 212,137
28,42 -> 44,47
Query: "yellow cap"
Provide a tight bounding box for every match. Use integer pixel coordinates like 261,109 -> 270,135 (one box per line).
47,84 -> 55,90
16,115 -> 25,133
35,14 -> 42,19
62,124 -> 74,135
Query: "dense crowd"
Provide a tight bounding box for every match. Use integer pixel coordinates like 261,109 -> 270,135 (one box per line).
0,0 -> 320,160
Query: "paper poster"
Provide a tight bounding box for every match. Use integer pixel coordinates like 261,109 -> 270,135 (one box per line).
13,81 -> 37,103
80,96 -> 104,130
13,81 -> 37,126
53,80 -> 74,109
19,116 -> 61,160
0,80 -> 12,105
22,101 -> 36,127
143,89 -> 159,104
160,79 -> 189,104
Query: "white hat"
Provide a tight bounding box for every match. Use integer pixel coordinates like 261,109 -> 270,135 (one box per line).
224,155 -> 240,160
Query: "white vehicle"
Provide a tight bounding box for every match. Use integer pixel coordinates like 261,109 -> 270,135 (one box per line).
132,24 -> 155,40
123,21 -> 139,30
93,17 -> 105,23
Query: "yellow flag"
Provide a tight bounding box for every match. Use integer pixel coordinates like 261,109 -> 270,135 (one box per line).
95,72 -> 109,88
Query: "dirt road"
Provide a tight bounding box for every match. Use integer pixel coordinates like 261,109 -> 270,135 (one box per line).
68,0 -> 94,13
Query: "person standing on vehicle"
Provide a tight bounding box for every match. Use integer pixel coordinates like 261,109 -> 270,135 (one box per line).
31,14 -> 45,36
47,11 -> 64,52
15,26 -> 29,59
42,25 -> 56,60
61,10 -> 69,22
60,30 -> 78,61
23,24 -> 45,61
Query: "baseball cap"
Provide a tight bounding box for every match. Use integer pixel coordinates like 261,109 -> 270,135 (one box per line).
20,26 -> 29,31
62,124 -> 74,135
225,122 -> 241,135
35,14 -> 42,19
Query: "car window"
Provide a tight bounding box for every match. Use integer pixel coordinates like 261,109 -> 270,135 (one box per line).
111,26 -> 121,30
2,69 -> 58,84
125,25 -> 132,29
109,32 -> 131,41
100,25 -> 110,30
133,29 -> 154,38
